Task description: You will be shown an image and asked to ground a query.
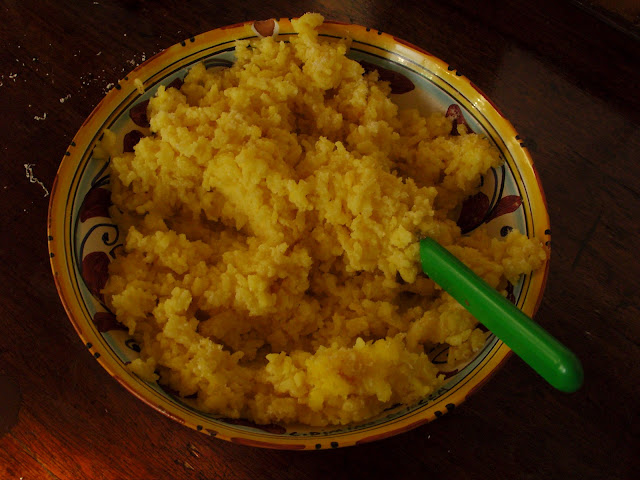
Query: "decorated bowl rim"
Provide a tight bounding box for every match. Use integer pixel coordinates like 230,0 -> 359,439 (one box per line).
48,16 -> 551,450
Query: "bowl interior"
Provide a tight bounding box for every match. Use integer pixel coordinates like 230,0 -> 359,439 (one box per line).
49,19 -> 550,449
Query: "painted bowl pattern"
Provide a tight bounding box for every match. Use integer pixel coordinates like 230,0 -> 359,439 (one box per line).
48,18 -> 551,450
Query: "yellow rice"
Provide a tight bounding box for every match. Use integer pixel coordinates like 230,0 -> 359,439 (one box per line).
103,13 -> 547,426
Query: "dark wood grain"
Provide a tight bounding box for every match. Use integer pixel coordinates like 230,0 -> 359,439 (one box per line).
1,0 -> 638,479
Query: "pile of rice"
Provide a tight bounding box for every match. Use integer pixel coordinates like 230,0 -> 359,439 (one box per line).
103,13 -> 546,426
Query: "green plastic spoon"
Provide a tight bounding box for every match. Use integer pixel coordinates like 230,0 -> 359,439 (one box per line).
419,237 -> 583,393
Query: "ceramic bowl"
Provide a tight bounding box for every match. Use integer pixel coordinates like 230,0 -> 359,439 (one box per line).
48,18 -> 550,450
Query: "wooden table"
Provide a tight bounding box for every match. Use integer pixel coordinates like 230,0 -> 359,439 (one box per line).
1,1 -> 638,478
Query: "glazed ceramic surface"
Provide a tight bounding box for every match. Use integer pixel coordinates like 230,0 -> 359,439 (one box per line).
48,18 -> 550,449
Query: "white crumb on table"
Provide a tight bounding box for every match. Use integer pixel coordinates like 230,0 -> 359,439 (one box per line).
34,113 -> 47,121
24,163 -> 49,197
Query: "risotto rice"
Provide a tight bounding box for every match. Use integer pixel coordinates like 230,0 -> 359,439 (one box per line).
103,13 -> 547,426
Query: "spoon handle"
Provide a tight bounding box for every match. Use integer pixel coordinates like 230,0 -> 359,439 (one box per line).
419,237 -> 583,393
